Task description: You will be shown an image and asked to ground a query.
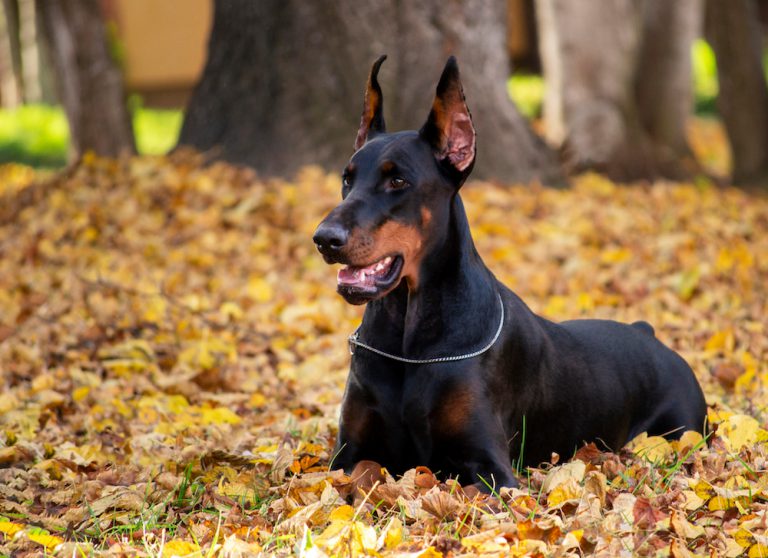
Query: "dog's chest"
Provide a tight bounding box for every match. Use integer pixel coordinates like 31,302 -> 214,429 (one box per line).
349,356 -> 471,443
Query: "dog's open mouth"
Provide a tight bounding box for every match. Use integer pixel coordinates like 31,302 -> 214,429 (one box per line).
337,255 -> 403,302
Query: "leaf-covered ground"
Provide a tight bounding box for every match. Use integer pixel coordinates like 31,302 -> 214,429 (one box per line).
0,145 -> 766,557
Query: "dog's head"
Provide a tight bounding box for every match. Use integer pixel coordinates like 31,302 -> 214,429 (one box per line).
313,55 -> 476,305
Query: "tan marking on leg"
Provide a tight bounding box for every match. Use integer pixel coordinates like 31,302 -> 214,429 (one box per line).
341,395 -> 373,444
435,388 -> 474,437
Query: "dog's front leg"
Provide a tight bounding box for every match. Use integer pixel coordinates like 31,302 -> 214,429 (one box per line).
436,416 -> 519,491
407,368 -> 519,490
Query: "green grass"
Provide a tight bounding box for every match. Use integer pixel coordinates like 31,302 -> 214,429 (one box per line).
132,102 -> 184,156
692,38 -> 718,115
0,102 -> 183,168
507,74 -> 545,119
0,104 -> 69,167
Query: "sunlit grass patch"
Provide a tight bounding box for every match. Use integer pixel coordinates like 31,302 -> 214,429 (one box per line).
0,103 -> 183,167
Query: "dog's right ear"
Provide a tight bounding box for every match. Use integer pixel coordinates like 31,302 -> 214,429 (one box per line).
419,57 -> 476,179
354,55 -> 387,151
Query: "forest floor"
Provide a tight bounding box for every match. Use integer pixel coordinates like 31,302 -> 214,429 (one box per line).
0,121 -> 767,556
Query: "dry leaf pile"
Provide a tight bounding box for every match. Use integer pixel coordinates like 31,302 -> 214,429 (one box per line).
0,152 -> 766,557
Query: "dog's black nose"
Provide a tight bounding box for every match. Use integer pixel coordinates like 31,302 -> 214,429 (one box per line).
313,222 -> 348,254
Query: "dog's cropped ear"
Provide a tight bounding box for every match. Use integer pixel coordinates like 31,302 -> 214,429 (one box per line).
420,57 -> 476,178
354,55 -> 387,151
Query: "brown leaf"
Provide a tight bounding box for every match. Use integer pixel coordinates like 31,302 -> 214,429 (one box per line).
421,487 -> 462,521
574,442 -> 603,464
350,459 -> 386,498
633,497 -> 668,529
713,362 -> 743,391
414,466 -> 439,490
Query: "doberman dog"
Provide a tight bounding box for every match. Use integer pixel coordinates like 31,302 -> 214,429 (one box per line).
313,55 -> 707,489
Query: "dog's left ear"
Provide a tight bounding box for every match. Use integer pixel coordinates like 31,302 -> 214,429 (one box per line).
420,57 -> 476,178
354,55 -> 387,151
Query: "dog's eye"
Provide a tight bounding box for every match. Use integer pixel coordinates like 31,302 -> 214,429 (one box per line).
342,175 -> 352,187
389,177 -> 408,190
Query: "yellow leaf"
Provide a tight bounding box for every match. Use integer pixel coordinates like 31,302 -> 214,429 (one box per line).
676,267 -> 700,300
220,301 -> 244,320
162,539 -> 200,557
708,407 -> 732,424
670,430 -> 704,454
72,386 -> 90,403
629,434 -> 674,462
28,531 -> 64,550
542,461 -> 586,492
0,520 -> 23,538
708,495 -> 750,511
142,295 -> 167,323
577,292 -> 594,312
544,295 -> 568,317
247,277 -> 273,303
693,480 -> 714,501
380,517 -> 403,549
719,414 -> 764,452
200,406 -> 242,425
328,505 -> 354,522
735,528 -> 754,548
178,336 -> 236,371
601,247 -> 632,264
547,477 -> 582,508
249,392 -> 267,407
705,329 -> 735,354
749,543 -> 768,558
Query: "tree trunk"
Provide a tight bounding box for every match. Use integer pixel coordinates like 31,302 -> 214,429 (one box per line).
178,0 -> 562,184
0,0 -> 22,107
635,0 -> 702,172
18,0 -> 39,102
705,0 -> 768,185
36,0 -> 135,160
536,0 -> 699,181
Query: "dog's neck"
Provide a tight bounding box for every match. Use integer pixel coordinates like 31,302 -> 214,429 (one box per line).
362,195 -> 500,359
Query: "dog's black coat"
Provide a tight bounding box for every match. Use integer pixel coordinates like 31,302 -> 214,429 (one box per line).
313,56 -> 707,488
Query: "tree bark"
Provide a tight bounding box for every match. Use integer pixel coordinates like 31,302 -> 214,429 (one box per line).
705,0 -> 768,185
36,0 -> 135,160
536,0 -> 700,181
178,0 -> 562,184
0,0 -> 22,107
18,0 -> 39,102
635,0 -> 702,171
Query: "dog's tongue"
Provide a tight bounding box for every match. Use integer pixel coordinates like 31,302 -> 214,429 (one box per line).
338,256 -> 393,288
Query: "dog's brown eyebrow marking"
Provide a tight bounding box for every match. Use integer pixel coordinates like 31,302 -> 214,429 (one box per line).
379,161 -> 397,175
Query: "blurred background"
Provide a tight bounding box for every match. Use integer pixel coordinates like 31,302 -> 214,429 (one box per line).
0,0 -> 766,186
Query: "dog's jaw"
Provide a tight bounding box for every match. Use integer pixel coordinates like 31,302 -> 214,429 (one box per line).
336,255 -> 404,305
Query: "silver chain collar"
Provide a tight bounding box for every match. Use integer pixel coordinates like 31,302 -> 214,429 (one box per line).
347,293 -> 505,364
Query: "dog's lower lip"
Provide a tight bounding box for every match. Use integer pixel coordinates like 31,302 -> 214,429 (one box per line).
337,255 -> 398,289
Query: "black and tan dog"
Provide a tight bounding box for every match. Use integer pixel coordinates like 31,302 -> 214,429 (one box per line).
313,55 -> 707,489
